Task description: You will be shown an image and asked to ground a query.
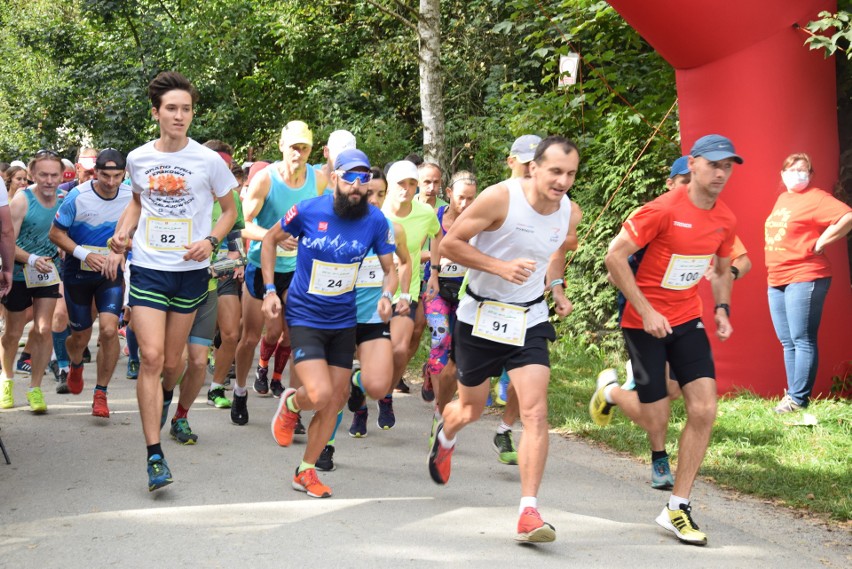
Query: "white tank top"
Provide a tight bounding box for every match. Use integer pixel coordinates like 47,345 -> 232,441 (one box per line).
457,178 -> 572,328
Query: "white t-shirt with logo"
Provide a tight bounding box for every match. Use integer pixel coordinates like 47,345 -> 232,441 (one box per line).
127,138 -> 237,271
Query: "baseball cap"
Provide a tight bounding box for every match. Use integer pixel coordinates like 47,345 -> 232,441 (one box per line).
387,160 -> 419,185
280,120 -> 313,148
77,156 -> 97,170
510,134 -> 542,164
689,134 -> 743,164
95,148 -> 127,171
10,160 -> 26,169
334,148 -> 370,171
327,130 -> 356,157
669,156 -> 690,178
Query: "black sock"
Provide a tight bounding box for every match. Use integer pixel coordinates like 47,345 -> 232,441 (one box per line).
652,450 -> 668,462
19,351 -> 30,362
162,387 -> 174,402
147,443 -> 163,460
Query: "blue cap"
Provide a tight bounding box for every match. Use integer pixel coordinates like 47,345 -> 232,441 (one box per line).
689,134 -> 743,164
669,156 -> 690,179
334,148 -> 370,171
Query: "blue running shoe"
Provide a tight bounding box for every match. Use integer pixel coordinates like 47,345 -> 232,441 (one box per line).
147,454 -> 173,492
651,456 -> 674,490
377,397 -> 395,430
349,408 -> 368,438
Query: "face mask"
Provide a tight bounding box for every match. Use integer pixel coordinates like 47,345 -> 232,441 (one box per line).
781,170 -> 809,192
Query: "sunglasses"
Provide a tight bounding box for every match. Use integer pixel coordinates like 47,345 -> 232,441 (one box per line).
337,170 -> 372,184
35,149 -> 60,158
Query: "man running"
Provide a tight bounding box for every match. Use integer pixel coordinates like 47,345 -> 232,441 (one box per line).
604,134 -> 740,545
428,136 -> 577,543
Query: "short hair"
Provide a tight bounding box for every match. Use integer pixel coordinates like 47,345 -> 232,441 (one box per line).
370,166 -> 386,184
148,71 -> 198,110
418,161 -> 442,175
533,136 -> 579,164
403,153 -> 423,166
231,163 -> 245,184
76,147 -> 98,162
0,162 -> 9,173
448,170 -> 477,191
27,150 -> 63,174
781,152 -> 813,174
202,140 -> 233,155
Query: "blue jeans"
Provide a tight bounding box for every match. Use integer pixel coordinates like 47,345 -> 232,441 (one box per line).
767,278 -> 831,407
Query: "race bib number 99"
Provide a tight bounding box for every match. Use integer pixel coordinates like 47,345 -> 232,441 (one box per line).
308,260 -> 359,296
472,301 -> 528,346
24,261 -> 60,288
146,217 -> 191,251
661,254 -> 713,290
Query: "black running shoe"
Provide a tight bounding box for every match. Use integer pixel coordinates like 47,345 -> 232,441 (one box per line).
231,393 -> 249,425
55,369 -> 69,394
295,413 -> 306,435
48,360 -> 60,382
270,379 -> 284,398
82,346 -> 92,364
347,370 -> 366,412
395,378 -> 410,394
253,365 -> 269,395
316,445 -> 336,471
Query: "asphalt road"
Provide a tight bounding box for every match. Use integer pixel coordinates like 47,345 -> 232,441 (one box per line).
0,347 -> 848,568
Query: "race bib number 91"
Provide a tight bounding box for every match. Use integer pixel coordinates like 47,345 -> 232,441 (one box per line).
472,301 -> 528,346
661,254 -> 713,290
308,260 -> 359,296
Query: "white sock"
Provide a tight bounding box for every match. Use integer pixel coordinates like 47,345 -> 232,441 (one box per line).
519,496 -> 537,514
668,494 -> 689,510
496,421 -> 512,435
433,408 -> 442,420
210,382 -> 224,391
603,383 -> 617,404
234,386 -> 247,396
437,428 -> 456,449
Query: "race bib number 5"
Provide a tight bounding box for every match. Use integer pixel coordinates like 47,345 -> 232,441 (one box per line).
356,256 -> 383,288
146,217 -> 191,251
24,261 -> 60,288
308,260 -> 359,296
661,254 -> 713,290
472,301 -> 528,346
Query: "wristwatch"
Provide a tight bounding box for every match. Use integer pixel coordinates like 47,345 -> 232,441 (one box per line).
381,291 -> 394,302
204,235 -> 220,249
399,293 -> 412,303
714,303 -> 731,317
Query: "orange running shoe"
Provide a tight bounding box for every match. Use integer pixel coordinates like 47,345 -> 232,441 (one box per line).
516,507 -> 556,543
292,467 -> 332,498
428,423 -> 454,485
92,390 -> 110,418
271,388 -> 299,446
67,365 -> 84,395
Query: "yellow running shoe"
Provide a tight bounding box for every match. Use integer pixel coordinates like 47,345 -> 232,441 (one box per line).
27,387 -> 47,414
1,380 -> 13,409
655,504 -> 707,545
588,368 -> 618,426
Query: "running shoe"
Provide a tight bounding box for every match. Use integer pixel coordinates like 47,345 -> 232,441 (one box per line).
651,456 -> 674,490
82,346 -> 92,364
127,359 -> 140,380
26,387 -> 47,414
147,454 -> 173,492
349,408 -> 368,438
67,365 -> 84,395
295,414 -> 306,435
316,445 -> 336,472
271,388 -> 299,446
92,390 -> 110,418
55,369 -> 69,394
207,387 -> 231,409
270,379 -> 284,398
774,392 -> 802,414
516,507 -> 556,543
170,417 -> 198,445
16,358 -> 31,376
428,423 -> 454,485
655,503 -> 707,546
48,359 -> 60,381
253,365 -> 270,396
0,380 -> 13,409
494,369 -> 510,406
160,393 -> 173,429
377,396 -> 395,430
347,370 -> 365,412
223,375 -> 233,390
292,467 -> 332,498
622,360 -> 635,391
420,364 -> 434,402
588,368 -> 618,426
231,392 -> 248,425
493,430 -> 518,465
395,377 -> 410,394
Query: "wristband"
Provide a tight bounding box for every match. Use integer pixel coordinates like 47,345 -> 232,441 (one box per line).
399,293 -> 412,303
714,303 -> 731,317
27,254 -> 39,267
72,245 -> 93,262
381,291 -> 394,302
549,278 -> 565,289
264,283 -> 276,293
204,235 -> 220,249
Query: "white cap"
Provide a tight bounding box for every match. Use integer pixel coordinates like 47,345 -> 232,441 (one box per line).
327,130 -> 356,158
386,160 -> 419,185
10,160 -> 26,169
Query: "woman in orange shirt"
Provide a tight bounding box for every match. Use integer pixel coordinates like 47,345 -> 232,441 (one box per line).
764,153 -> 852,413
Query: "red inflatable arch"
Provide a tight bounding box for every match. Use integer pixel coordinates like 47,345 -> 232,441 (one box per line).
607,0 -> 850,397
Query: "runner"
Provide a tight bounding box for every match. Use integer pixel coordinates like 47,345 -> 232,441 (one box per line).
427,136 -> 577,543
232,120 -> 326,425
0,150 -> 64,413
604,134 -> 740,545
0,176 -> 13,296
109,71 -> 238,491
266,148 -> 397,497
48,148 -> 132,417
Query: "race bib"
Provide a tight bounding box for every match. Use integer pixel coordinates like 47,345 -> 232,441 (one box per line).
356,256 -> 383,288
81,246 -> 110,271
24,261 -> 60,288
439,257 -> 467,278
146,217 -> 191,250
472,301 -> 528,346
308,260 -> 359,296
661,254 -> 713,290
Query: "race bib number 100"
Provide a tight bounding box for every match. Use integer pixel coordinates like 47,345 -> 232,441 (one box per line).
661,254 -> 713,290
308,260 -> 359,296
146,217 -> 191,251
472,301 -> 528,346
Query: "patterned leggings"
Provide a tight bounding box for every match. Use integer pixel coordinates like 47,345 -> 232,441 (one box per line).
424,294 -> 458,376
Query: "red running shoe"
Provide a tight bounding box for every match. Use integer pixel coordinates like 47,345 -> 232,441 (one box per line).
428,423 -> 454,485
271,388 -> 299,446
92,390 -> 110,418
516,507 -> 556,543
67,365 -> 84,395
292,467 -> 332,498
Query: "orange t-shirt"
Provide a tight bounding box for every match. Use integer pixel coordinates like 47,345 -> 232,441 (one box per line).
764,188 -> 852,287
620,185 -> 737,329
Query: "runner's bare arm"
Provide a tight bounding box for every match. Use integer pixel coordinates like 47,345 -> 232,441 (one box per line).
259,221 -> 293,320
564,202 -> 583,252
111,193 -> 141,253
424,222 -> 442,302
605,228 -> 672,338
184,190 -> 237,262
393,222 -> 412,304
0,204 -> 14,294
546,235 -> 573,318
710,254 -> 733,341
377,251 -> 400,321
240,169 -> 272,241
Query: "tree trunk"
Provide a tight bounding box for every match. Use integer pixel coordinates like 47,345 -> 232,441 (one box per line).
418,0 -> 446,171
